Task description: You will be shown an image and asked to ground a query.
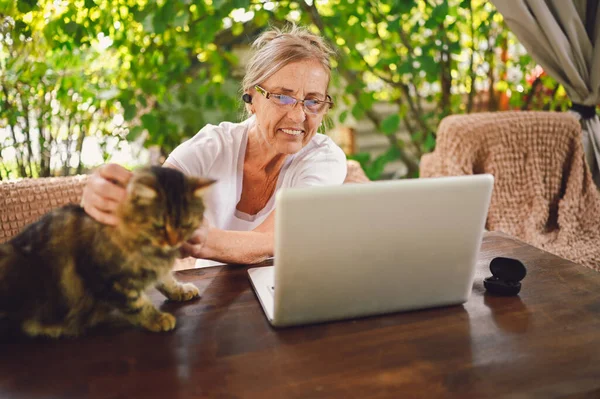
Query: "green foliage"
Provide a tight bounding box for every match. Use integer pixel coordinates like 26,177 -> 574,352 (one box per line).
0,2 -> 126,177
0,0 -> 570,179
349,145 -> 402,181
381,114 -> 401,136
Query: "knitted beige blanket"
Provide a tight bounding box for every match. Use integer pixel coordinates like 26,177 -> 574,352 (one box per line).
420,111 -> 600,271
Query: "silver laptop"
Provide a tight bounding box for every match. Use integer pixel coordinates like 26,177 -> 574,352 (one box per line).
248,174 -> 494,327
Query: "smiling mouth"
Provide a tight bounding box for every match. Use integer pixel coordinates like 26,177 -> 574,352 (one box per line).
280,128 -> 304,137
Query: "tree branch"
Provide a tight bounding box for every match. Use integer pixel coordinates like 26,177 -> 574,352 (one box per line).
367,2 -> 431,134
485,35 -> 497,111
438,20 -> 452,116
2,84 -> 27,177
62,112 -> 74,176
466,0 -> 477,113
75,121 -> 88,175
301,1 -> 420,177
18,89 -> 35,177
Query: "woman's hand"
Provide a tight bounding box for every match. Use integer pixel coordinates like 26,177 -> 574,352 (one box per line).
179,216 -> 274,264
179,220 -> 212,259
81,163 -> 132,225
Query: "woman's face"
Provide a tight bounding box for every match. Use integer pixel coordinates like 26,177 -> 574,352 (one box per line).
250,59 -> 330,155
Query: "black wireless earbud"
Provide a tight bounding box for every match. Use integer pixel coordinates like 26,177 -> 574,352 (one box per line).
484,257 -> 527,296
242,93 -> 252,104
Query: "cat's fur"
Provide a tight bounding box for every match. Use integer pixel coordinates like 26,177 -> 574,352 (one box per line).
0,166 -> 214,338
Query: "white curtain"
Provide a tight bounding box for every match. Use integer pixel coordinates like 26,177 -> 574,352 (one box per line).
491,0 -> 600,185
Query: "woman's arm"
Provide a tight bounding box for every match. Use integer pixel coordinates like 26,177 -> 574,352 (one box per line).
180,212 -> 274,265
165,161 -> 274,265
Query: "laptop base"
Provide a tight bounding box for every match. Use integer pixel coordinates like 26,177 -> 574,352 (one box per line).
248,266 -> 275,323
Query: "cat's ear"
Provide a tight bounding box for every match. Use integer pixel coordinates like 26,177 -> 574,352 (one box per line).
191,177 -> 216,199
133,184 -> 157,200
128,174 -> 157,203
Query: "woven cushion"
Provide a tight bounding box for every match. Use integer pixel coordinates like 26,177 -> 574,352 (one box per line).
420,111 -> 600,271
0,175 -> 88,243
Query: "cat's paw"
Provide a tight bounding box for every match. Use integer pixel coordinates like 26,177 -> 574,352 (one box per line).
142,311 -> 176,332
22,320 -> 80,338
164,283 -> 200,302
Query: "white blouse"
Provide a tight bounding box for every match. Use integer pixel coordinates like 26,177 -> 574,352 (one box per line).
165,116 -> 347,232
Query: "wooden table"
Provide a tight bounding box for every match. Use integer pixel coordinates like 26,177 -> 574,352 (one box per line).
1,232 -> 600,399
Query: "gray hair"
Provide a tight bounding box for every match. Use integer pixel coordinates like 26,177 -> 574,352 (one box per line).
242,25 -> 336,95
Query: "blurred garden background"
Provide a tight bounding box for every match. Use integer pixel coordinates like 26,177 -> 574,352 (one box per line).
0,0 -> 571,181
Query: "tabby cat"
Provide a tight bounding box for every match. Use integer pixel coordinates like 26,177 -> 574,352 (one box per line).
0,166 -> 214,338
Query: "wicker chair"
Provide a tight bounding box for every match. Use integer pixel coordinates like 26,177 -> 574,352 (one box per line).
0,175 -> 88,243
0,158 -> 368,244
420,111 -> 600,271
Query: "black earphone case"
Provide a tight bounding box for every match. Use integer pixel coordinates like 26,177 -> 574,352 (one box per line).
484,257 -> 527,296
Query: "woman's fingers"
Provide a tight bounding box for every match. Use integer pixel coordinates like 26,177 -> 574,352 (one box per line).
88,190 -> 120,213
187,228 -> 205,245
179,224 -> 211,258
99,163 -> 132,188
84,201 -> 121,226
180,242 -> 202,259
81,163 -> 132,225
89,173 -> 127,203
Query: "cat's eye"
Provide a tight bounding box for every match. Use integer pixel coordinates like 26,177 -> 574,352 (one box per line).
153,223 -> 165,230
181,222 -> 194,229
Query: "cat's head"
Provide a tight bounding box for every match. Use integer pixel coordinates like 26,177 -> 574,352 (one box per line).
117,166 -> 215,252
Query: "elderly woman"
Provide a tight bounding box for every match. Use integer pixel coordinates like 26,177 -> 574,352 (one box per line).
82,25 -> 351,264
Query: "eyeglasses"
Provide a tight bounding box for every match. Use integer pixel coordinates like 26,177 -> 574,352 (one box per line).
254,85 -> 334,115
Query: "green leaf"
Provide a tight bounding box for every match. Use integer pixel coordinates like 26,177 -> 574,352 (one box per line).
123,104 -> 137,121
141,113 -> 159,135
14,20 -> 31,37
430,1 -> 449,24
161,1 -> 177,25
418,55 -> 439,76
424,133 -> 436,152
391,1 -> 415,14
17,0 -> 37,13
232,23 -> 244,36
233,0 -> 249,8
388,17 -> 400,32
339,110 -> 348,124
368,147 -> 401,180
127,126 -> 144,141
358,92 -> 374,109
351,103 -> 365,120
381,113 -> 401,135
254,10 -> 270,27
411,131 -> 424,144
397,61 -> 413,75
137,95 -> 148,108
140,79 -> 158,95
212,0 -> 225,10
153,12 -> 167,34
